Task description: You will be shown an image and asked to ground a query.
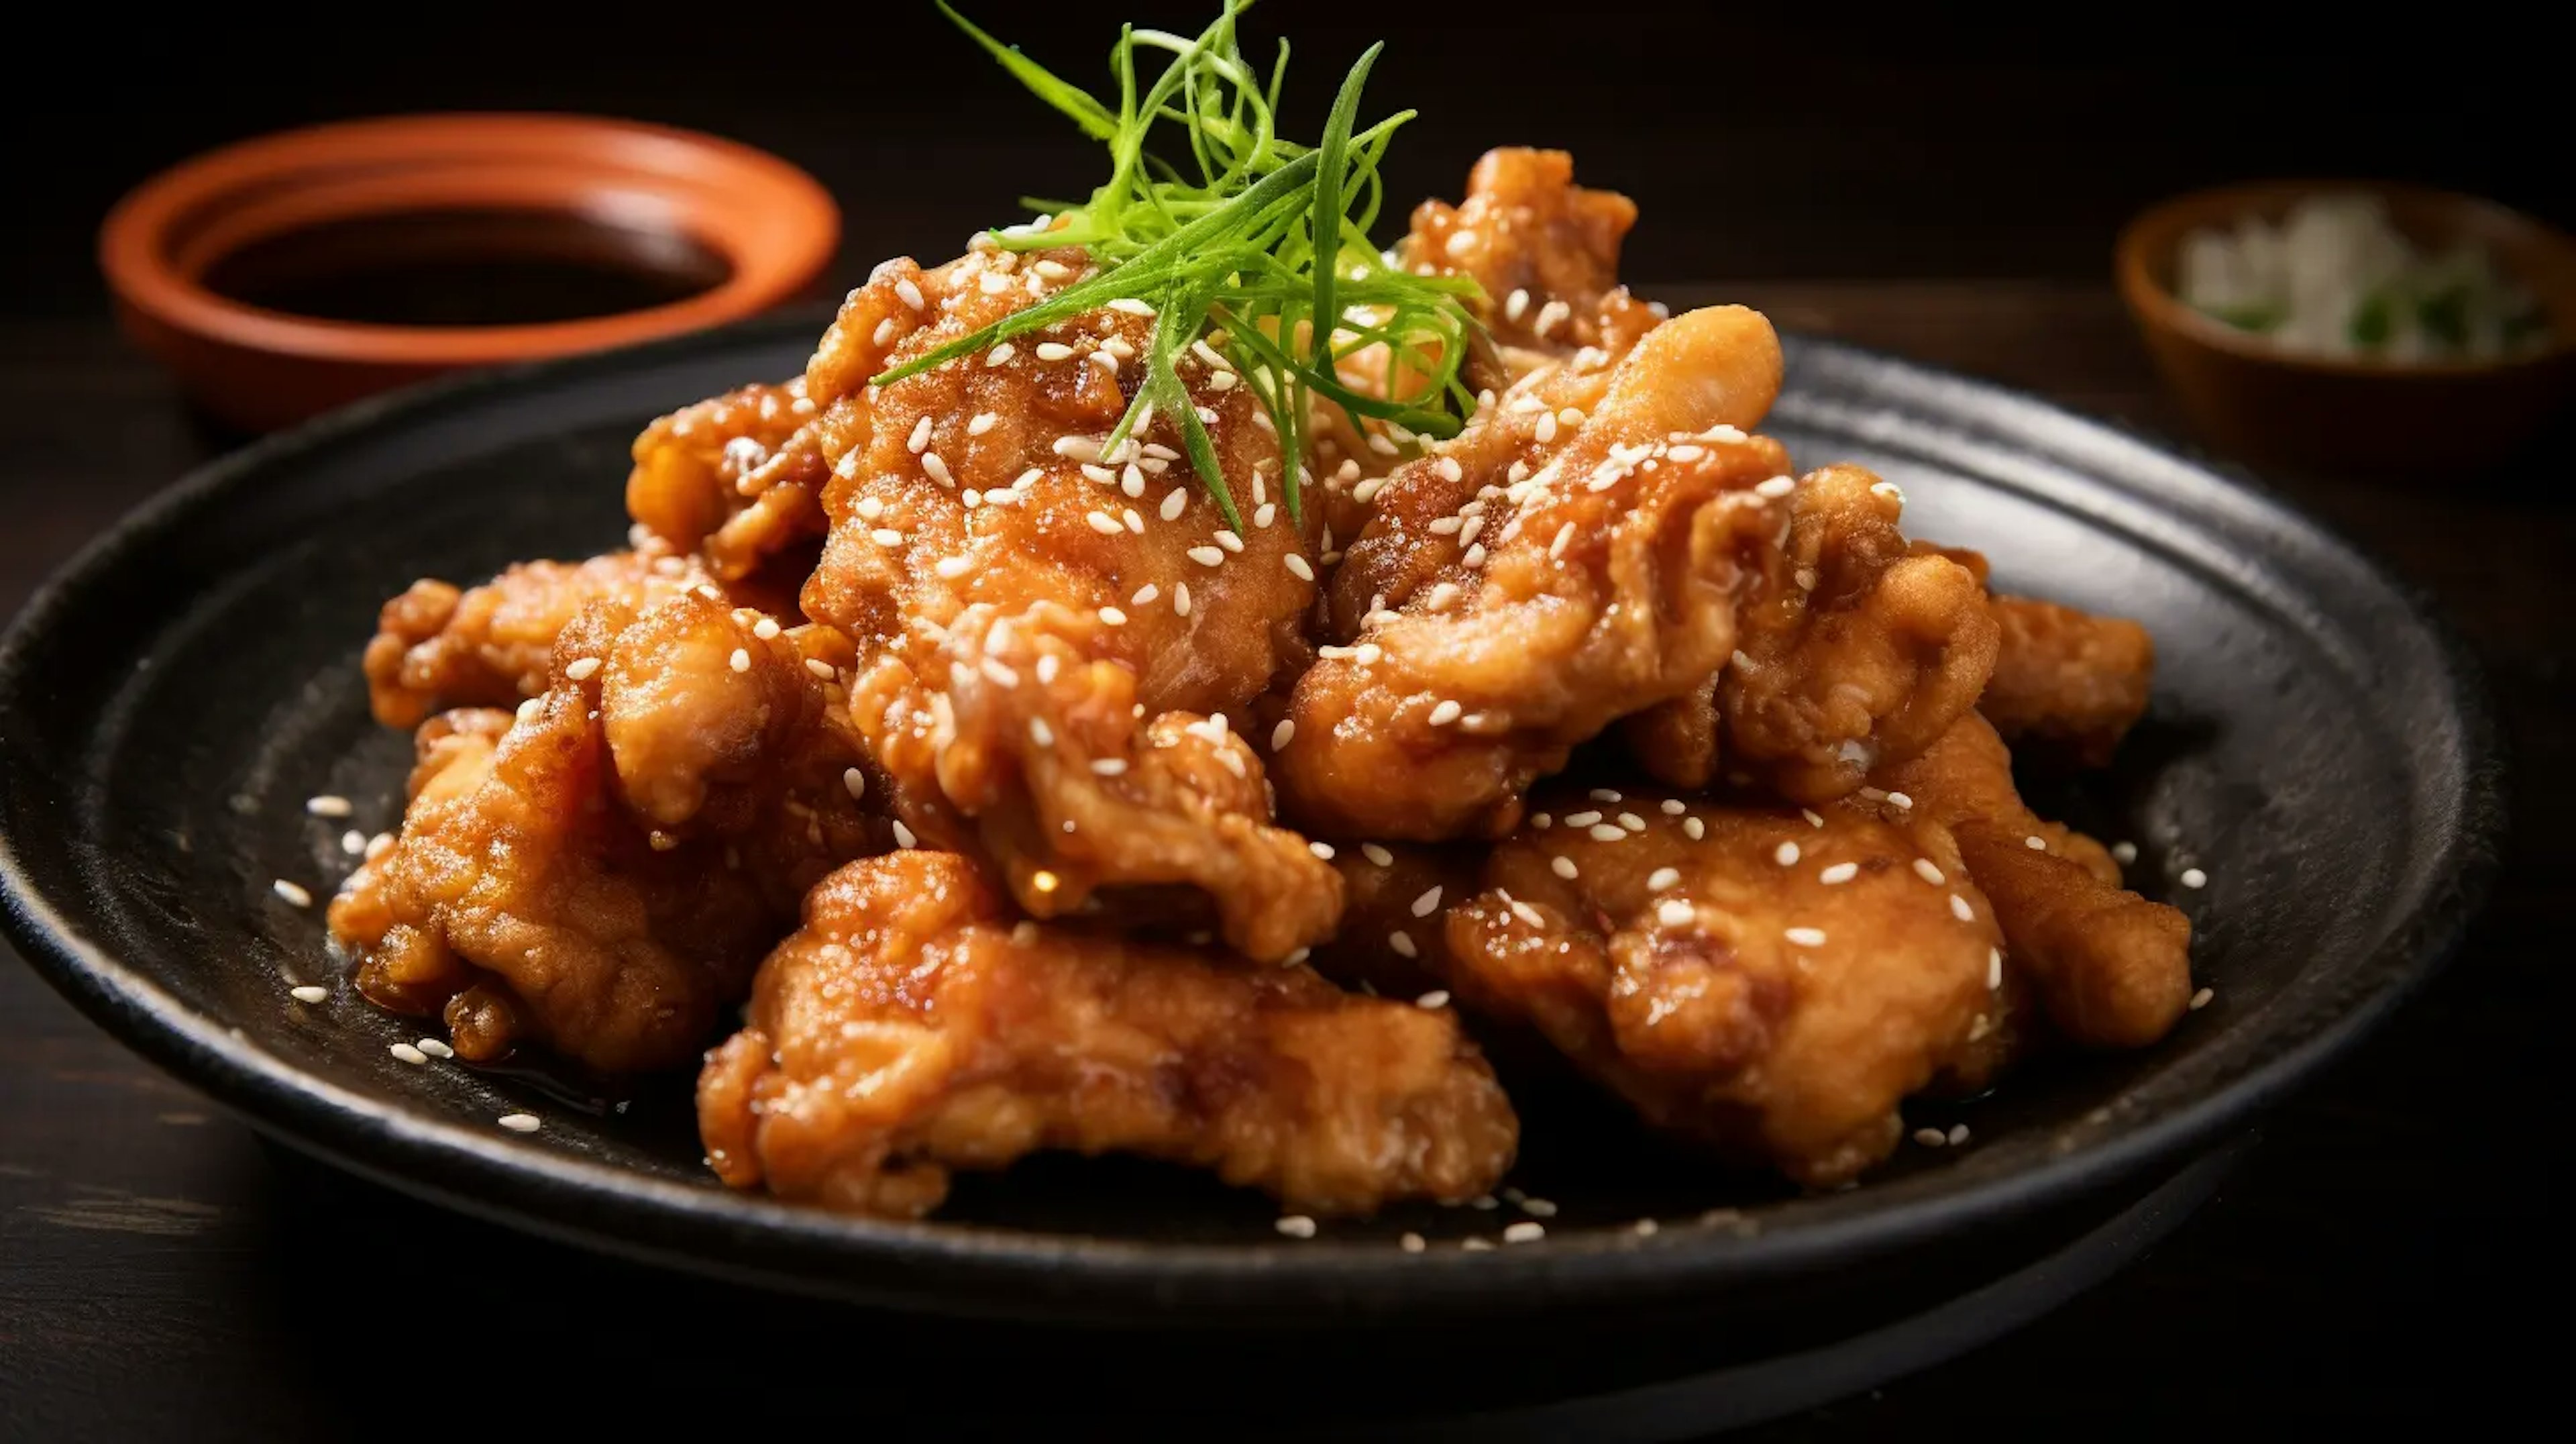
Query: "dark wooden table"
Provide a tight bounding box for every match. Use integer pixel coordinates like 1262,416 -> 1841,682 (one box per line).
3,284 -> 2565,1439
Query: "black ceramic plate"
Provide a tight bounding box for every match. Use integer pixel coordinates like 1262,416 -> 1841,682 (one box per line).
0,313 -> 2501,1327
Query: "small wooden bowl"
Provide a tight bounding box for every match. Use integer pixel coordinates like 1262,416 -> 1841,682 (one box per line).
2116,180 -> 2576,478
100,114 -> 839,431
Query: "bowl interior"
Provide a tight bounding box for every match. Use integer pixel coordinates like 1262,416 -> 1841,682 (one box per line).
0,318 -> 2498,1321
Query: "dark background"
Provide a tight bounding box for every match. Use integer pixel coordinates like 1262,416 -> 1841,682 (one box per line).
4,3 -> 2569,1439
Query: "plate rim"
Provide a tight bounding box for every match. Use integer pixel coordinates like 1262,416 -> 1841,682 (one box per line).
0,311 -> 2508,1323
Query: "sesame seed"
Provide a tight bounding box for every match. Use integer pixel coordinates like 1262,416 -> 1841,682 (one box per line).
1887,791 -> 1915,811
805,658 -> 837,680
1188,546 -> 1225,567
1388,930 -> 1418,958
1591,788 -> 1623,804
1503,1221 -> 1546,1244
1084,511 -> 1123,536
498,1114 -> 541,1133
981,657 -> 1020,688
872,317 -> 898,348
871,527 -> 905,548
1360,843 -> 1393,868
1647,866 -> 1681,891
842,767 -> 867,802
1304,841 -> 1336,862
1129,584 -> 1161,607
935,555 -> 973,580
922,453 -> 953,487
1633,1218 -> 1660,1237
1174,583 -> 1192,616
1914,1127 -> 1947,1147
1551,856 -> 1579,880
1122,508 -> 1143,533
2190,986 -> 2215,1010
366,833 -> 394,860
1271,719 -> 1295,751
1754,474 -> 1797,499
2112,841 -> 2139,864
1028,718 -> 1054,747
1990,948 -> 2004,989
2025,835 -> 2048,850
1535,412 -> 1558,444
1505,288 -> 1529,321
1355,644 -> 1383,665
1034,341 -> 1075,361
906,416 -> 934,454
1428,700 -> 1464,727
1031,869 -> 1061,893
1565,811 -> 1602,827
1587,823 -> 1625,841
515,699 -> 541,724
1213,529 -> 1244,554
305,794 -> 352,818
1801,809 -> 1825,829
1912,858 -> 1947,886
288,985 -> 327,1004
271,879 -> 312,908
1949,893 -> 1974,922
1534,299 -> 1570,337
1819,862 -> 1859,885
729,648 -> 751,674
987,342 -> 1016,365
390,1042 -> 428,1065
1401,1232 -> 1428,1253
1096,606 -> 1128,627
894,277 -> 925,310
2181,868 -> 2208,889
1012,921 -> 1040,945
1410,886 -> 1443,917
1091,350 -> 1120,374
1657,900 -> 1695,927
1775,841 -> 1801,866
1470,1194 -> 1499,1210
892,821 -> 918,848
341,829 -> 366,855
1520,1197 -> 1558,1217
1549,522 -> 1576,559
1785,925 -> 1828,947
1275,1215 -> 1318,1239
1509,899 -> 1546,927
1417,990 -> 1451,1010
1948,1123 -> 1971,1146
1682,817 -> 1705,841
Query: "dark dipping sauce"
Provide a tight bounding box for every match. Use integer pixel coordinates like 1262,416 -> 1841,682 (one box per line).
201,208 -> 733,327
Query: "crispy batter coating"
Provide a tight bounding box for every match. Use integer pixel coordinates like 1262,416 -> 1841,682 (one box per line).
795,245 -> 1338,960
1981,595 -> 2156,768
1404,148 -> 1662,375
698,852 -> 1517,1218
1720,466 -> 2000,805
362,551 -> 713,730
1275,306 -> 1787,841
626,379 -> 830,582
1444,790 -> 2001,1187
1872,713 -> 2190,1049
329,593 -> 887,1072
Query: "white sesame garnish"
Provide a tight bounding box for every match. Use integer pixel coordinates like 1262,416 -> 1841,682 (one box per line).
987,342 -> 1016,365
906,415 -> 934,453
1275,1215 -> 1318,1239
1401,1232 -> 1428,1253
1503,1221 -> 1545,1244
305,794 -> 352,818
1085,511 -> 1124,536
1681,817 -> 1705,841
498,1113 -> 541,1133
1785,926 -> 1828,947
1035,341 -> 1075,361
871,317 -> 898,348
2025,835 -> 2048,850
1428,700 -> 1464,727
1188,546 -> 1225,567
390,1042 -> 428,1065
341,829 -> 366,856
1504,288 -> 1529,321
1819,862 -> 1859,885
1949,893 -> 1974,922
1462,1238 -> 1496,1252
1754,474 -> 1797,499
1912,858 -> 1947,886
894,276 -> 925,311
288,985 -> 327,1004
1213,529 -> 1244,554
1948,1124 -> 1970,1146
2181,868 -> 2208,889
1550,856 -> 1579,880
1774,841 -> 1801,867
1416,990 -> 1451,1009
839,767 -> 867,803
1173,583 -> 1191,617
1990,948 -> 2004,990
1564,811 -> 1602,827
1271,719 -> 1295,751
729,648 -> 751,674
1587,823 -> 1625,842
1410,886 -> 1443,917
1914,1127 -> 1947,1148
921,452 -> 953,487
805,658 -> 837,680
1633,1218 -> 1660,1237
271,879 -> 312,908
891,821 -> 917,848
1028,718 -> 1055,747
1387,930 -> 1418,959
871,527 -> 905,548
1646,867 -> 1681,892
1656,899 -> 1695,927
1097,606 -> 1128,627
1354,643 -> 1383,665
1886,791 -> 1914,811
934,555 -> 973,580
1362,843 -> 1393,867
2190,986 -> 2214,1010
1801,809 -> 1825,828
2112,841 -> 2139,864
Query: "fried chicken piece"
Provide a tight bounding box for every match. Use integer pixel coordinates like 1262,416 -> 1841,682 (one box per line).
1307,841 -> 1479,1002
361,550 -> 716,729
698,851 -> 1517,1218
329,592 -> 886,1072
1719,466 -> 2000,805
1275,305 -> 1787,841
626,379 -> 830,583
1870,712 -> 2190,1049
1404,147 -> 1662,376
1444,790 -> 2002,1187
1980,595 -> 2156,768
794,244 -> 1338,960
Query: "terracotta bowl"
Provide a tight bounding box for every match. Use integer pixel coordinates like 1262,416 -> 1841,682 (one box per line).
100,113 -> 839,431
2116,180 -> 2576,478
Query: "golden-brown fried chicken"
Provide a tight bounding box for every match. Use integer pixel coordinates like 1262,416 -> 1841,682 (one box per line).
698,851 -> 1517,1219
1870,712 -> 2190,1049
362,550 -> 711,730
1719,467 -> 2000,804
1980,595 -> 2156,768
329,592 -> 887,1072
793,243 -> 1338,960
1404,147 -> 1663,376
626,379 -> 830,583
1443,789 -> 2002,1187
1274,305 -> 1787,841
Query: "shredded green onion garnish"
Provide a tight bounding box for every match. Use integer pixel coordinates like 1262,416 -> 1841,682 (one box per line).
871,1 -> 1481,529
